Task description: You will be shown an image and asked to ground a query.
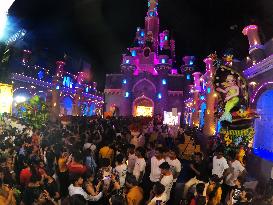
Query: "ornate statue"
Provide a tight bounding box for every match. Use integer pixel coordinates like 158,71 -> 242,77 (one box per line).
148,0 -> 158,11
216,75 -> 239,122
145,31 -> 154,50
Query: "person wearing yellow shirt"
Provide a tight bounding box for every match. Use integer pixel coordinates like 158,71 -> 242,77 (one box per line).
99,142 -> 114,164
125,174 -> 143,205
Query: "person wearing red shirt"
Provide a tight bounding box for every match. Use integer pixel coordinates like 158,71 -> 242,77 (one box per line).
68,153 -> 87,176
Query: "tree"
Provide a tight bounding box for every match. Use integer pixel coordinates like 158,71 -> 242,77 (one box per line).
16,95 -> 49,129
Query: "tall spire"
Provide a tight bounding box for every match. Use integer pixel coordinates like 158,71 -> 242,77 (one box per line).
147,0 -> 158,16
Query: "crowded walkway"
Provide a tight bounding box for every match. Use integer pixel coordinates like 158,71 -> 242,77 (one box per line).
0,116 -> 272,205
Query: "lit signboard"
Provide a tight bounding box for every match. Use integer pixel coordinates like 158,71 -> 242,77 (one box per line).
0,83 -> 13,114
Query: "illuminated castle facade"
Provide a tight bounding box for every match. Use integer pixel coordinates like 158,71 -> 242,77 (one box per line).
6,48 -> 103,120
104,0 -> 191,117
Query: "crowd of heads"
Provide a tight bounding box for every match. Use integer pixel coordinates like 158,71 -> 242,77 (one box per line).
0,116 -> 272,205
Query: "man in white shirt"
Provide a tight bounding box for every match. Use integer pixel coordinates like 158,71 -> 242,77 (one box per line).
127,144 -> 137,174
212,148 -> 229,179
114,154 -> 127,187
225,152 -> 246,187
150,147 -> 165,183
166,149 -> 181,183
223,151 -> 246,203
68,174 -> 102,201
133,147 -> 146,182
147,182 -> 168,205
159,162 -> 174,201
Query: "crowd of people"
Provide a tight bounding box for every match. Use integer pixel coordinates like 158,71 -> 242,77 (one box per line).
0,116 -> 272,205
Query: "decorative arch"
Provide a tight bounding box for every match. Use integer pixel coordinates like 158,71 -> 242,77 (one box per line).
132,78 -> 156,93
132,95 -> 154,117
251,82 -> 273,106
13,87 -> 32,95
253,89 -> 273,161
60,95 -> 74,116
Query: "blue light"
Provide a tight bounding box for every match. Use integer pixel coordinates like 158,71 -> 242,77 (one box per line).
200,95 -> 205,100
63,96 -> 73,115
85,87 -> 89,92
157,93 -> 162,99
125,59 -> 130,64
189,61 -> 194,65
122,79 -> 127,84
56,86 -> 60,90
125,92 -> 129,98
207,87 -> 211,94
63,76 -> 71,87
162,79 -> 167,85
37,70 -> 44,80
140,31 -> 145,37
164,36 -> 168,41
161,59 -> 166,64
186,74 -> 191,80
131,50 -> 136,57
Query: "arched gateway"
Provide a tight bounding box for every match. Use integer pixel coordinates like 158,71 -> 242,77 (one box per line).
132,96 -> 154,117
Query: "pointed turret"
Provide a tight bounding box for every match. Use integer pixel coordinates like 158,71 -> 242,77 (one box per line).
145,0 -> 159,53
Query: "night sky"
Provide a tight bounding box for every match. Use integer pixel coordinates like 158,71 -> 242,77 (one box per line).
8,0 -> 273,90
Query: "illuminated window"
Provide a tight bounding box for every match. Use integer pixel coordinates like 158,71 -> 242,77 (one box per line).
85,87 -> 88,92
164,36 -> 168,41
122,79 -> 127,84
125,92 -> 129,98
161,59 -> 166,64
157,93 -> 162,99
136,106 -> 153,117
63,76 -> 71,87
162,79 -> 167,85
186,74 -> 191,80
131,50 -> 137,57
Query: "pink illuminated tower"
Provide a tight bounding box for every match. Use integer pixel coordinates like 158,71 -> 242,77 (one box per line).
145,0 -> 159,53
242,25 -> 265,63
203,57 -> 216,136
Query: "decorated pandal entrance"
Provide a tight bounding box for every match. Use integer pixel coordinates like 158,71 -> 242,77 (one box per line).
133,96 -> 154,117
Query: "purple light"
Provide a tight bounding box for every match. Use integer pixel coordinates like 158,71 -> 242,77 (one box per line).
251,82 -> 273,103
242,25 -> 258,35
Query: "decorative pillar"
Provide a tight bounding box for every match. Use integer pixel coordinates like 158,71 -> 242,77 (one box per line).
192,72 -> 202,127
155,63 -> 170,114
203,57 -> 216,136
121,64 -> 135,116
242,25 -> 265,63
50,76 -> 60,122
73,88 -> 82,116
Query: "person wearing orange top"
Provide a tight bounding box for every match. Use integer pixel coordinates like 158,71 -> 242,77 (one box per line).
0,184 -> 16,205
206,175 -> 222,205
99,142 -> 114,164
125,174 -> 143,205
